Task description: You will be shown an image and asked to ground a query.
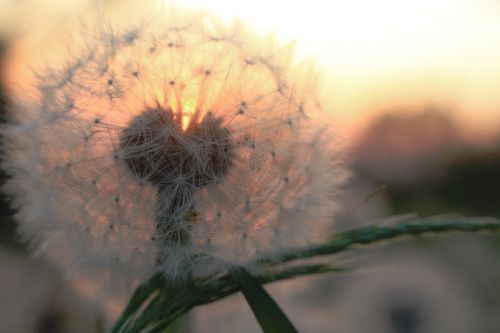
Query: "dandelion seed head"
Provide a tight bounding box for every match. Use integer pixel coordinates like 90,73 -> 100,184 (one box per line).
2,3 -> 348,287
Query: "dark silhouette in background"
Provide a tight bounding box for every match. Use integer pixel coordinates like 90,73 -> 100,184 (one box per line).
353,109 -> 500,217
0,39 -> 22,250
354,109 -> 465,184
0,40 -> 6,115
436,147 -> 500,217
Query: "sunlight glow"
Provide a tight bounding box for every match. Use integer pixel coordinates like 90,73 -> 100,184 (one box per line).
177,0 -> 500,136
3,0 -> 500,139
181,99 -> 196,131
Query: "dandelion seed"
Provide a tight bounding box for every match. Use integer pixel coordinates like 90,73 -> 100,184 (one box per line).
1,4 -> 348,287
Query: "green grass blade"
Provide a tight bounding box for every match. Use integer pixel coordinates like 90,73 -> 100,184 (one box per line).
232,267 -> 299,333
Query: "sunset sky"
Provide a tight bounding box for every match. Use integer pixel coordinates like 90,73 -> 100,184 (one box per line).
180,0 -> 500,140
2,0 -> 500,140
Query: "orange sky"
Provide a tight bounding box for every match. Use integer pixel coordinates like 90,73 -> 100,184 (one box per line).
2,0 -> 500,142
177,0 -> 500,141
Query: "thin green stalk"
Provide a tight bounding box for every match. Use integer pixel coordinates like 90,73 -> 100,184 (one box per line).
256,216 -> 500,266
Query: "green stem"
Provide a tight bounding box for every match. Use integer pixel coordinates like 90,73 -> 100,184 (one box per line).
256,216 -> 500,266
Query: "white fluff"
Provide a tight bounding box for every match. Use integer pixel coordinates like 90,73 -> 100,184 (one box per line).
2,4 -> 348,288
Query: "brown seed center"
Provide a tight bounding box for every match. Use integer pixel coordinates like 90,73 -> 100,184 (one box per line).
120,107 -> 233,187
120,106 -> 233,245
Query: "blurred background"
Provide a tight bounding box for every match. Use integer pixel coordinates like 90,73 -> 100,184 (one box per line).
1,0 -> 500,332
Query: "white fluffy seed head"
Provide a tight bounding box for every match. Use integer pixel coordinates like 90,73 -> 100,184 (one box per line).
2,3 -> 348,287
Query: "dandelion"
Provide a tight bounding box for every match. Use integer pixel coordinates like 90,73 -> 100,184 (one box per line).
1,3 -> 347,288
